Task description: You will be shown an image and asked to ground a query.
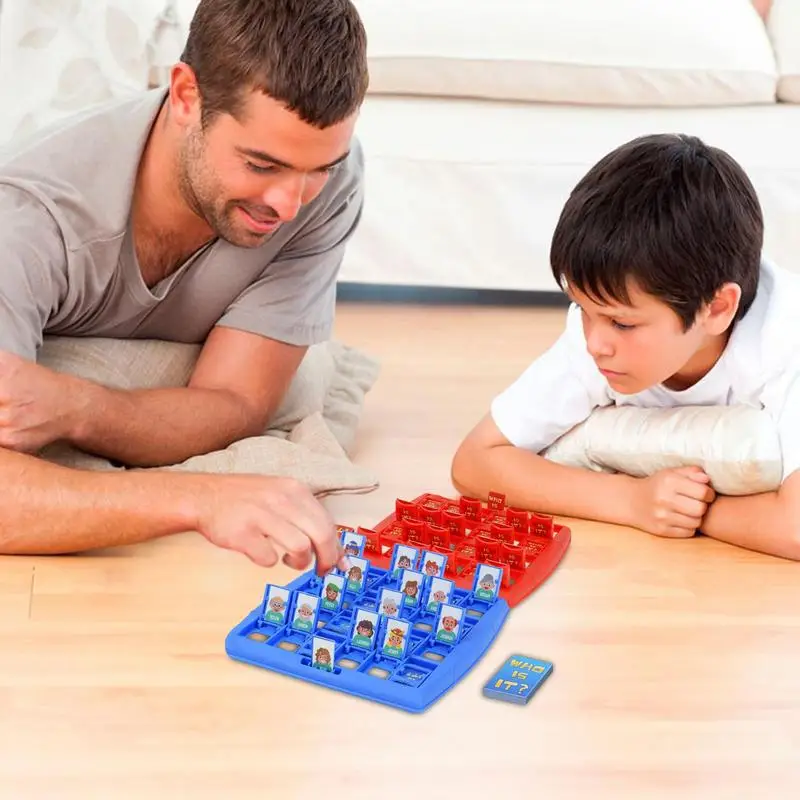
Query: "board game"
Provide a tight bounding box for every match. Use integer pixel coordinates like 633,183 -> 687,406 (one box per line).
225,491 -> 569,713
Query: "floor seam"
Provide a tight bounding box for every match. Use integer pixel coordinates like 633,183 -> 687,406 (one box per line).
28,565 -> 36,620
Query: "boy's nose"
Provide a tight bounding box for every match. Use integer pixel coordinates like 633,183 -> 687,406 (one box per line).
586,330 -> 614,359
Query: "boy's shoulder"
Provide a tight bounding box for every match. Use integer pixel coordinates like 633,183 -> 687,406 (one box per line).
730,258 -> 800,379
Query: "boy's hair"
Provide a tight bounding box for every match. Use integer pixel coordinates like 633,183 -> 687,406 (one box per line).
180,0 -> 369,129
550,133 -> 763,330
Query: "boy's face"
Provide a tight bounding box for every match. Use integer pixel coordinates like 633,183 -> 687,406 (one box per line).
569,280 -> 739,394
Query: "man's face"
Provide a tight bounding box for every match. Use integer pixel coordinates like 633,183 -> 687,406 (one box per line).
568,280 -> 731,395
178,89 -> 356,248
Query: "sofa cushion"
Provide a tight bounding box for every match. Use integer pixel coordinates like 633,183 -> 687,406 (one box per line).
355,0 -> 778,106
767,0 -> 800,102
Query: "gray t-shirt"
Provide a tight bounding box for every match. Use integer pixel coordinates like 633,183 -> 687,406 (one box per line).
0,89 -> 364,360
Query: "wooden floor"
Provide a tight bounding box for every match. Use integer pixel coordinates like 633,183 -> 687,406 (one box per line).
2,302 -> 799,798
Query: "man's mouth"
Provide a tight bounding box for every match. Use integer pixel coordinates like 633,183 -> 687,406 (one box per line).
238,205 -> 280,233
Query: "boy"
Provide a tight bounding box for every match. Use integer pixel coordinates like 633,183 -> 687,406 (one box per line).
451,133 -> 800,561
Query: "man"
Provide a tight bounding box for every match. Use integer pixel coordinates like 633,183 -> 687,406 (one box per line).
0,0 -> 368,575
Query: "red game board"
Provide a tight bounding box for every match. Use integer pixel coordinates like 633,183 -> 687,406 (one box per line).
337,490 -> 570,607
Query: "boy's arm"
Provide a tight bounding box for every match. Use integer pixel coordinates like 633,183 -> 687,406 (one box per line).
451,414 -> 643,526
701,367 -> 800,560
697,476 -> 800,560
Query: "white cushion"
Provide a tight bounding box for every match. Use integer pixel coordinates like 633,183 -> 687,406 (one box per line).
767,0 -> 800,102
542,405 -> 782,496
355,0 -> 778,106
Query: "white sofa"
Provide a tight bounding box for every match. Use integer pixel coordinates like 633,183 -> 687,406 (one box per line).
154,0 -> 800,294
2,0 -> 798,296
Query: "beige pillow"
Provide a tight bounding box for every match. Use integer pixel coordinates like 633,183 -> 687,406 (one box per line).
36,336 -> 381,497
542,404 -> 782,496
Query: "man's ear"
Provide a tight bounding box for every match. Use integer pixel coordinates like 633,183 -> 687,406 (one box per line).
168,62 -> 202,129
704,283 -> 742,335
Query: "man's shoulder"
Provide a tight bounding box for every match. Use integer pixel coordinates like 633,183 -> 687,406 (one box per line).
0,91 -> 164,245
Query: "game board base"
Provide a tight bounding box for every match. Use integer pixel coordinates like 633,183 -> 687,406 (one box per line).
225,567 -> 510,713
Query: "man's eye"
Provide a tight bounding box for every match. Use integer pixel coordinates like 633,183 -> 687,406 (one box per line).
247,162 -> 277,174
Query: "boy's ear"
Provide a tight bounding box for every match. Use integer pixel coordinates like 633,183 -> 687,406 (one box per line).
704,283 -> 742,334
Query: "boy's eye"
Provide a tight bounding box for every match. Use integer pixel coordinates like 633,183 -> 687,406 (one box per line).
612,320 -> 636,331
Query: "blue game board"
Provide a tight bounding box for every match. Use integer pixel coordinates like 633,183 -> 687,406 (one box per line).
225,547 -> 511,713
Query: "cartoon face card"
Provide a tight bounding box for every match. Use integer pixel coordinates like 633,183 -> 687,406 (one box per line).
424,577 -> 454,614
390,544 -> 418,578
399,569 -> 424,608
345,556 -> 369,593
380,618 -> 411,660
320,572 -> 346,613
378,588 -> 404,619
262,585 -> 291,626
434,603 -> 464,645
311,636 -> 335,672
290,591 -> 320,633
472,564 -> 503,602
420,550 -> 448,579
350,608 -> 379,650
339,528 -> 366,558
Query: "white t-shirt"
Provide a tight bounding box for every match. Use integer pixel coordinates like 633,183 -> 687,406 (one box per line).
491,258 -> 800,482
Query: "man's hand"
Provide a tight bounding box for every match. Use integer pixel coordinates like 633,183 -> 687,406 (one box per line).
0,350 -> 85,452
631,466 -> 716,538
192,475 -> 351,575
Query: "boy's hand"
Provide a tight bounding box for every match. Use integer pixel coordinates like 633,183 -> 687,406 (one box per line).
632,466 -> 716,538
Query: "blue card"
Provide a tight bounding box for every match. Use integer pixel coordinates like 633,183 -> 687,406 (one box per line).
339,528 -> 366,558
390,544 -> 418,578
482,654 -> 553,705
472,563 -> 503,603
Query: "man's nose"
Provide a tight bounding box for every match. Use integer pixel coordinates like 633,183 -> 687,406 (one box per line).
262,173 -> 306,222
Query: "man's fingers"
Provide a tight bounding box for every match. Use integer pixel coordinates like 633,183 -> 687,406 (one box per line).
283,549 -> 315,571
279,486 -> 340,575
256,512 -> 315,567
240,532 -> 280,568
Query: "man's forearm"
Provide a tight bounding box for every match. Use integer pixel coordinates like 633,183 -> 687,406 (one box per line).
452,443 -> 641,527
70,383 -> 263,467
700,491 -> 800,560
0,446 -> 202,554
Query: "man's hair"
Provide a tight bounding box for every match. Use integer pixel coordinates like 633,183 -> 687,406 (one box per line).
550,133 -> 764,330
180,0 -> 369,128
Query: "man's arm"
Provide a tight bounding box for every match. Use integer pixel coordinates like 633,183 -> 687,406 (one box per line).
451,414 -> 643,526
68,327 -> 307,467
697,474 -> 800,560
0,445 -> 198,553
0,444 -> 345,573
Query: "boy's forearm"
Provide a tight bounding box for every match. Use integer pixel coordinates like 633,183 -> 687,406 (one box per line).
70,383 -> 261,467
700,491 -> 800,561
451,443 -> 641,527
0,447 -> 203,555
